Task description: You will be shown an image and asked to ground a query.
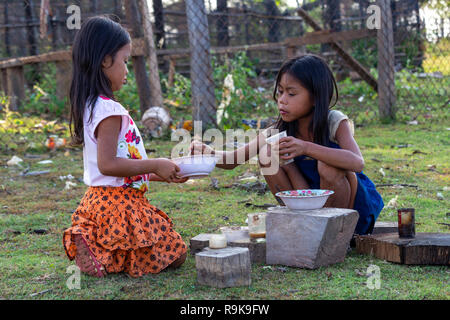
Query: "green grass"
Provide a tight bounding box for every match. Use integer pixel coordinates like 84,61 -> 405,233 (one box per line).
1,113 -> 449,300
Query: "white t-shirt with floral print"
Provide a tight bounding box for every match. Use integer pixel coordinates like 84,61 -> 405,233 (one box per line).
83,96 -> 151,192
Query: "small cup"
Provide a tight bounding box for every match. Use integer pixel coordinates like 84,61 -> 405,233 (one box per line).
397,208 -> 415,239
265,131 -> 294,165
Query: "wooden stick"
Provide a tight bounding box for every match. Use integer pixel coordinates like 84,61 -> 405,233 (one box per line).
297,8 -> 378,92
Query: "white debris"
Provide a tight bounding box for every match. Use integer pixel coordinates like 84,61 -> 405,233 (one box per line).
59,174 -> 75,181
7,156 -> 23,166
437,192 -> 444,200
38,160 -> 53,165
216,74 -> 234,124
64,181 -> 77,190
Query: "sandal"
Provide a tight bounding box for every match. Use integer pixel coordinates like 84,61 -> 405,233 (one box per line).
73,234 -> 106,278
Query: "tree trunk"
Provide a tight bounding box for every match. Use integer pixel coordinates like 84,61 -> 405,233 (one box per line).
124,0 -> 152,116
152,0 -> 166,49
216,0 -> 229,47
138,0 -> 164,108
138,0 -> 171,137
3,2 -> 12,56
24,0 -> 40,85
322,0 -> 341,53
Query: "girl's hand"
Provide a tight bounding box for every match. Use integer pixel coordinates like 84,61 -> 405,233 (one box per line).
275,136 -> 308,160
154,158 -> 182,183
171,176 -> 189,183
190,140 -> 215,156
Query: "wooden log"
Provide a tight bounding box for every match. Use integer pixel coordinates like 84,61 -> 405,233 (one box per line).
229,238 -> 266,264
285,29 -> 377,47
195,247 -> 251,288
266,207 -> 359,269
55,60 -> 72,102
168,58 -> 176,88
0,38 -> 145,70
138,0 -> 163,108
371,221 -> 398,235
356,233 -> 450,265
189,233 -> 216,255
0,69 -> 7,94
124,0 -> 152,116
6,66 -> 25,111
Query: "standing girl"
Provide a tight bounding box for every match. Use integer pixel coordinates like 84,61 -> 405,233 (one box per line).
192,55 -> 383,235
63,16 -> 187,278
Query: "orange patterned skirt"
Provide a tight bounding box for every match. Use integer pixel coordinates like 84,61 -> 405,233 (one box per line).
63,186 -> 187,278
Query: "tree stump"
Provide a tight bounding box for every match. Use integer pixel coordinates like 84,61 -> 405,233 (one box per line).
6,66 -> 25,111
229,238 -> 266,264
355,232 -> 450,265
266,207 -> 359,269
371,221 -> 398,235
189,233 -> 215,255
195,247 -> 251,288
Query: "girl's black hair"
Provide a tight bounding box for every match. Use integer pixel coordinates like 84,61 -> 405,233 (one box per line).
272,54 -> 338,147
69,16 -> 130,146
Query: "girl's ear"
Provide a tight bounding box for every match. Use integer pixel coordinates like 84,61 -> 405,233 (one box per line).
102,55 -> 113,69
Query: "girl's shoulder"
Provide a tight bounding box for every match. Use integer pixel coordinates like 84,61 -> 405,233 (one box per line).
84,96 -> 129,130
328,109 -> 354,142
91,95 -> 128,117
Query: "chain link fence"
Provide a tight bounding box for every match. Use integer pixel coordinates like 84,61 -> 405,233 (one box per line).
0,0 -> 448,127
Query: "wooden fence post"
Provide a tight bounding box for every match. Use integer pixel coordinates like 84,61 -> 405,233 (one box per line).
377,0 -> 396,121
138,0 -> 163,108
55,60 -> 72,103
185,0 -> 217,129
0,69 -> 7,95
124,0 -> 152,116
138,0 -> 172,137
6,66 -> 25,111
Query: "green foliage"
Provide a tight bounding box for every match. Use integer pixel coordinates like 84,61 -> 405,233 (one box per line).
211,52 -> 277,130
21,64 -> 68,119
0,94 -> 69,154
114,69 -> 141,120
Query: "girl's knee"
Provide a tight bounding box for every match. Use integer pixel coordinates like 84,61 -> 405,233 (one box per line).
318,161 -> 346,183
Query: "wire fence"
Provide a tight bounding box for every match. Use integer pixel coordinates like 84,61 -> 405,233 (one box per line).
0,0 -> 448,126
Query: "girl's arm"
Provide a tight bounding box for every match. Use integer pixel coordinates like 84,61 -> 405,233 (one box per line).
191,131 -> 267,169
279,120 -> 364,172
96,116 -> 181,182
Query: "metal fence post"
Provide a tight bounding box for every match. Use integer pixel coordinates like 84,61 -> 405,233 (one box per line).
377,0 -> 396,121
185,0 -> 217,130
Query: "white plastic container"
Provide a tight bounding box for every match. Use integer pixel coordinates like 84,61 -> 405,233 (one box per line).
209,234 -> 227,249
265,131 -> 294,165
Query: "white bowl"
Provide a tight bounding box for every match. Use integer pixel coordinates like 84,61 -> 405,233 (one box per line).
172,155 -> 217,179
275,189 -> 334,210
